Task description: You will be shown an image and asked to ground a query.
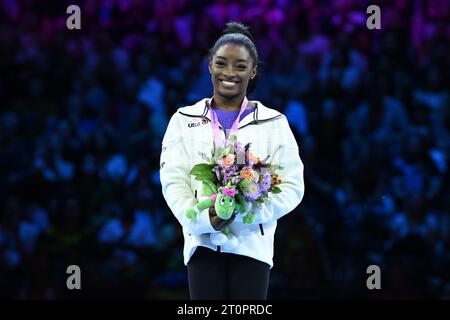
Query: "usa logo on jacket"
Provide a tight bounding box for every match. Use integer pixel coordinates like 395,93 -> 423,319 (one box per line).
188,118 -> 208,128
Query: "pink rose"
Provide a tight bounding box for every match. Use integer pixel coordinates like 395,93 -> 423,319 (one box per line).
240,168 -> 258,182
218,154 -> 235,168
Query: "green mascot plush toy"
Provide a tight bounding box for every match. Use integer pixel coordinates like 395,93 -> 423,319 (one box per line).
185,180 -> 254,250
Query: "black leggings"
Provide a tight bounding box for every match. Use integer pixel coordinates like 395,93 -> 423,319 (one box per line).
187,246 -> 270,300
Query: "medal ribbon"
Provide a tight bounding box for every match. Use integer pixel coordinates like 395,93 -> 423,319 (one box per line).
208,96 -> 248,148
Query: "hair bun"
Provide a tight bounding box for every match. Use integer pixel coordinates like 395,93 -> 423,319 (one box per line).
223,21 -> 254,41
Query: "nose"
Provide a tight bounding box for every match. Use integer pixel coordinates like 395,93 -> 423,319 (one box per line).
222,65 -> 236,78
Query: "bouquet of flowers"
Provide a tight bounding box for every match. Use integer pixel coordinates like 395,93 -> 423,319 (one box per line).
188,134 -> 283,225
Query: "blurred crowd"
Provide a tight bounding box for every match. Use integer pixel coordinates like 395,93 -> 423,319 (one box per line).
1,0 -> 449,299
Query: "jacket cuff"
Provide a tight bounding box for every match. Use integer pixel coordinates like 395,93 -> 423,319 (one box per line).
186,208 -> 220,235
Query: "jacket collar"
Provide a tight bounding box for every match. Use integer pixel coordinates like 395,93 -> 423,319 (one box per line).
178,98 -> 282,129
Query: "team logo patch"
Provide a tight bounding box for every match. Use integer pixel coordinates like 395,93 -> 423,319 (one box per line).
188,118 -> 208,128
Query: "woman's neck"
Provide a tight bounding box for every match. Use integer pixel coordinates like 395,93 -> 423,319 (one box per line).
211,94 -> 246,111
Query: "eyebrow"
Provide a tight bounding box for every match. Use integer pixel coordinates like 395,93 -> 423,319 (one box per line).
216,56 -> 248,63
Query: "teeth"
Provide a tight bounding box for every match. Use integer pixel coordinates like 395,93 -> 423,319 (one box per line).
221,80 -> 236,87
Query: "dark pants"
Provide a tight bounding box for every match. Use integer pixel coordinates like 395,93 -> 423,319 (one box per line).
187,246 -> 270,300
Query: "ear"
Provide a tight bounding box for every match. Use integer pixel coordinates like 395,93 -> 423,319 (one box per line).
208,60 -> 212,74
217,187 -> 222,194
251,67 -> 257,80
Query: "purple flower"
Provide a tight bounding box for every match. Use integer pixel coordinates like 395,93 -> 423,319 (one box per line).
259,172 -> 272,194
217,163 -> 240,185
242,182 -> 262,201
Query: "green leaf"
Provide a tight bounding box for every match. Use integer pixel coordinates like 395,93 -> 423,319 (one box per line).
272,186 -> 282,194
194,172 -> 216,181
223,146 -> 231,156
190,163 -> 213,175
213,147 -> 224,159
239,179 -> 252,188
190,163 -> 215,181
255,198 -> 265,204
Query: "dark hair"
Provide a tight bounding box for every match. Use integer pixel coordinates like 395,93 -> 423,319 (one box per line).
209,22 -> 259,95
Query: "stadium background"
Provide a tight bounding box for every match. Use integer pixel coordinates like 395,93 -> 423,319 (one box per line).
0,0 -> 449,299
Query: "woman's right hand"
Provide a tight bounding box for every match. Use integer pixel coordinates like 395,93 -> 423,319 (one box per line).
209,207 -> 236,231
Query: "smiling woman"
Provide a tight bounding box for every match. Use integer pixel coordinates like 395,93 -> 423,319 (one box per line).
208,23 -> 258,111
160,21 -> 305,300
209,44 -> 255,109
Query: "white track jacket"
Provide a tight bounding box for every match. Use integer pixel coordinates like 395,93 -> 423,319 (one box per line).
160,98 -> 305,268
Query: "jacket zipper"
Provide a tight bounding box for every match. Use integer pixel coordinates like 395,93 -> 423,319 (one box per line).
187,190 -> 198,236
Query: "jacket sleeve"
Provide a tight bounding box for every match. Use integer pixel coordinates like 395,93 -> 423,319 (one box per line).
234,115 -> 305,224
159,112 -> 219,236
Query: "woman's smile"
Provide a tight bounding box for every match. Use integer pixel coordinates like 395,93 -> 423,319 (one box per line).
219,79 -> 240,88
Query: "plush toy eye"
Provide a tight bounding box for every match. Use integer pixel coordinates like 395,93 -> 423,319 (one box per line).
230,198 -> 234,205
220,197 -> 225,205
